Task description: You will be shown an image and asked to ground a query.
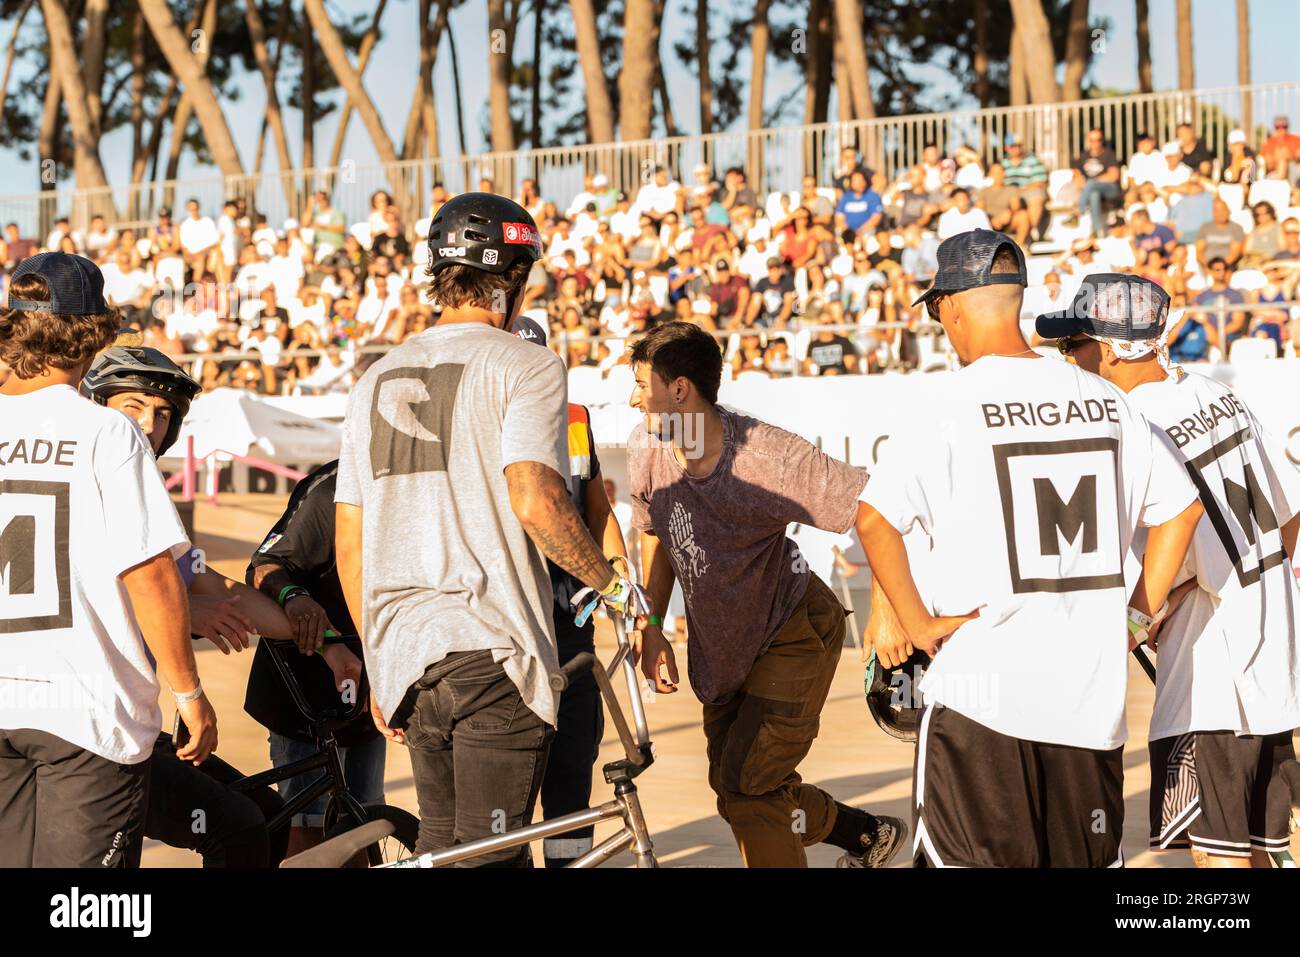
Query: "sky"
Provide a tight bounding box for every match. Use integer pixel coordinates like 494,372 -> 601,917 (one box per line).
1,0 -> 1298,193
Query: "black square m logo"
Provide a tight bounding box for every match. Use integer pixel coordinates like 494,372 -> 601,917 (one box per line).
0,480 -> 72,633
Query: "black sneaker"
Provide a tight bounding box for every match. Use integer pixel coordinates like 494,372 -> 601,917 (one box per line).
834,815 -> 908,868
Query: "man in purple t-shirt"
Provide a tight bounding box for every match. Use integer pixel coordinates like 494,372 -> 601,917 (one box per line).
626,321 -> 905,868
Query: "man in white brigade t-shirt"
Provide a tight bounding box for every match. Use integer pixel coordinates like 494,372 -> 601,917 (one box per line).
856,230 -> 1204,868
0,253 -> 215,867
1040,273 -> 1300,868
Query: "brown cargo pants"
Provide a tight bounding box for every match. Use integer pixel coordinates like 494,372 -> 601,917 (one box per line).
702,573 -> 847,867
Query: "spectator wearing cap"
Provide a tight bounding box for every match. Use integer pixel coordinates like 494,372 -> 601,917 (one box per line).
936,188 -> 991,240
1194,199 -> 1245,270
1126,132 -> 1165,193
747,256 -> 796,329
721,167 -> 758,216
707,259 -> 749,328
1001,134 -> 1049,241
1221,129 -> 1259,185
1260,115 -> 1300,179
690,164 -> 721,205
1071,128 -> 1122,237
835,170 -> 884,238
1175,122 -> 1216,177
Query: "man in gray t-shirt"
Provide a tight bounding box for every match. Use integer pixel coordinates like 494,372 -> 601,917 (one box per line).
335,194 -> 646,865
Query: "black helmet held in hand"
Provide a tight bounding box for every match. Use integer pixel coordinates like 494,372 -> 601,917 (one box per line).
425,191 -> 543,277
864,647 -> 931,742
82,346 -> 201,456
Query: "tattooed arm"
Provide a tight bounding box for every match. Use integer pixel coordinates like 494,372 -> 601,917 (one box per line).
505,461 -> 618,593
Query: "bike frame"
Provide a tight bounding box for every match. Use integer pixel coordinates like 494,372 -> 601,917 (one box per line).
383,611 -> 659,869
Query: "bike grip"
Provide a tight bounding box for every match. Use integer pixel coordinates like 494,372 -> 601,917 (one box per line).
550,653 -> 597,691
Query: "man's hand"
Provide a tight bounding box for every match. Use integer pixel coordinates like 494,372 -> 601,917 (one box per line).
176,693 -> 218,765
370,691 -> 404,744
909,611 -> 980,658
867,602 -> 913,669
321,643 -> 363,694
1148,578 -> 1198,652
284,593 -> 333,654
634,625 -> 679,694
189,594 -> 254,654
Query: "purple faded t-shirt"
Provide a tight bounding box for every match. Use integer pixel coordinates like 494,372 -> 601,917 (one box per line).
628,408 -> 867,704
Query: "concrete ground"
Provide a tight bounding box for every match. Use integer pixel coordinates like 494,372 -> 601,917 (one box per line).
144,494 -> 1298,868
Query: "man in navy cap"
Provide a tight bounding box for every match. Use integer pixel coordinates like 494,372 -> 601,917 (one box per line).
1039,274 -> 1300,869
0,253 -> 215,866
855,230 -> 1203,866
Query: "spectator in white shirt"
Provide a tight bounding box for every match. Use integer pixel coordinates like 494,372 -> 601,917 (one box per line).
233,245 -> 272,299
83,214 -> 117,261
266,237 -> 305,302
633,166 -> 682,222
546,218 -> 590,267
565,174 -> 598,218
44,216 -> 79,253
216,200 -> 240,283
1152,143 -> 1195,202
179,199 -> 219,280
952,146 -> 986,190
357,273 -> 396,339
1125,132 -> 1165,192
936,188 -> 991,238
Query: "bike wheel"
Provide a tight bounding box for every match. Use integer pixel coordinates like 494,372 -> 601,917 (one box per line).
324,805 -> 419,866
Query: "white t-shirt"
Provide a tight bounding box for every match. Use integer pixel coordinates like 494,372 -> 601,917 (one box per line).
860,356 -> 1197,750
335,324 -> 569,727
634,181 -> 681,218
179,216 -> 219,256
1127,372 -> 1300,739
0,386 -> 187,764
1152,162 -> 1192,192
1127,149 -> 1166,187
100,263 -> 154,307
936,207 -> 992,239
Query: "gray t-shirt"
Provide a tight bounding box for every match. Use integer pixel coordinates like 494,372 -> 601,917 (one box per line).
335,323 -> 569,726
628,408 -> 868,704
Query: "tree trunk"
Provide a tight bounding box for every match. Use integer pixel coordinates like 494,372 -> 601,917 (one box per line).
1009,0 -> 1059,103
423,0 -> 448,162
657,66 -> 677,138
39,0 -> 112,195
530,0 -> 544,147
38,71 -> 61,189
301,7 -> 314,171
699,0 -> 714,133
833,0 -> 873,119
303,0 -> 401,167
447,14 -> 468,156
570,0 -> 613,143
833,28 -> 851,123
973,0 -> 989,106
245,0 -> 296,218
1062,0 -> 1089,102
619,0 -> 658,141
254,0 -> 291,178
129,4 -> 144,216
1135,0 -> 1152,94
1009,23 -> 1028,107
164,0 -> 218,182
141,0 -> 245,180
82,0 -> 109,140
747,0 -> 770,130
0,0 -> 34,133
327,0 -> 389,170
486,0 -> 515,151
1237,0 -> 1250,135
1176,0 -> 1194,91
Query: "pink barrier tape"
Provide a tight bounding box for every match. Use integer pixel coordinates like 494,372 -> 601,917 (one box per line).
162,447 -> 307,506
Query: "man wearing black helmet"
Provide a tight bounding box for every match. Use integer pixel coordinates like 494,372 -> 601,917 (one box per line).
335,193 -> 650,865
856,229 -> 1203,867
84,345 -> 358,867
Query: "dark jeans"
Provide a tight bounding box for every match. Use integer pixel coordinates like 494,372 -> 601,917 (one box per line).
1078,180 -> 1122,236
539,615 -> 604,866
141,733 -> 288,868
402,650 -> 553,867
0,727 -> 150,867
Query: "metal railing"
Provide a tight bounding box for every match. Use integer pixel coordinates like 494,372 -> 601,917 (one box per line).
7,81 -> 1299,240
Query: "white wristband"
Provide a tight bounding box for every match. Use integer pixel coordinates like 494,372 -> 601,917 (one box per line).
172,682 -> 203,704
1126,606 -> 1153,630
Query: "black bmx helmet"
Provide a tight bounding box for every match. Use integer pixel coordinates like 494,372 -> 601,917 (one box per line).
82,346 -> 201,456
425,191 -> 544,277
863,646 -> 932,743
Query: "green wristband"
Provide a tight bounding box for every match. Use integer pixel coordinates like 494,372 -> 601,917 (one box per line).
648,614 -> 664,627
277,584 -> 309,607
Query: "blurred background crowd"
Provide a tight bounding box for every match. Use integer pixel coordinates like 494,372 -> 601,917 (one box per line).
4,114 -> 1300,395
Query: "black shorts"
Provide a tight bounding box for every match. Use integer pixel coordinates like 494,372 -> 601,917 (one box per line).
1149,730 -> 1296,858
913,705 -> 1125,868
0,728 -> 150,867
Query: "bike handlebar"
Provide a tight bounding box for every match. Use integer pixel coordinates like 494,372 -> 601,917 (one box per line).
550,652 -> 597,692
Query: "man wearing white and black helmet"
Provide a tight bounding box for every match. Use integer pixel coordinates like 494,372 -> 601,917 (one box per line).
334,193 -> 650,865
857,230 -> 1204,867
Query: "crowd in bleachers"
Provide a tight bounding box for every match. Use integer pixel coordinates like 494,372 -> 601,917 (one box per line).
4,114 -> 1300,394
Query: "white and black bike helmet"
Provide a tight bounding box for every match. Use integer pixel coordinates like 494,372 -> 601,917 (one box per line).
83,346 -> 201,456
